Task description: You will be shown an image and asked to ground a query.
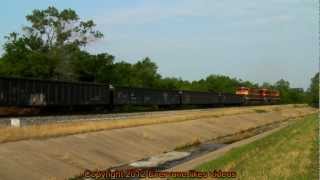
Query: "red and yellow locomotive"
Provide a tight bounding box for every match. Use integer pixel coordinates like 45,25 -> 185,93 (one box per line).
236,87 -> 280,105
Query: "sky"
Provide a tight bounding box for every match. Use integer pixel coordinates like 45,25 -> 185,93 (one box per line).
0,0 -> 318,89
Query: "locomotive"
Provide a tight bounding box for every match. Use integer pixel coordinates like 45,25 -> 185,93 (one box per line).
0,76 -> 280,111
236,87 -> 280,105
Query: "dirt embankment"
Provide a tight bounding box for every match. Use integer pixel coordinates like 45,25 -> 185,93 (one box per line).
0,105 -> 316,180
0,104 -> 309,143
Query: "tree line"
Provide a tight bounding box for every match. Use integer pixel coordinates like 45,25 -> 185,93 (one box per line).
0,6 -> 318,106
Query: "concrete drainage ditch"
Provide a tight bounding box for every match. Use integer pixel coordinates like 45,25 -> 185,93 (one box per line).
75,117 -> 299,180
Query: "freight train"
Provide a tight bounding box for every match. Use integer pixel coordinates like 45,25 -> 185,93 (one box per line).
0,76 -> 280,111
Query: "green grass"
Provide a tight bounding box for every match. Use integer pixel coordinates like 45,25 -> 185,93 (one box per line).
192,114 -> 319,180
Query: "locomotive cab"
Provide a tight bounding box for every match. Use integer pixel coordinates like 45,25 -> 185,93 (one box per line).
236,87 -> 249,96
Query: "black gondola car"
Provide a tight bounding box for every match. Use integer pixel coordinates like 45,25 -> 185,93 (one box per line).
113,87 -> 181,106
0,76 -> 110,107
181,90 -> 220,105
221,93 -> 244,105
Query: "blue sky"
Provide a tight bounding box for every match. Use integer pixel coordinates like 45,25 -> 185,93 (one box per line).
0,0 -> 318,89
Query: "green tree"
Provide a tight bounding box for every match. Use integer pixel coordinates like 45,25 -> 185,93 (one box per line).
205,75 -> 240,93
132,57 -> 161,88
0,6 -> 103,80
308,73 -> 319,107
157,77 -> 182,90
24,6 -> 103,48
110,61 -> 134,86
288,88 -> 305,103
72,51 -> 114,82
273,79 -> 308,104
274,79 -> 291,103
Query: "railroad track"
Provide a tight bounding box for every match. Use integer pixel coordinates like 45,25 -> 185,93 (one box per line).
0,107 -> 231,127
0,104 -> 290,127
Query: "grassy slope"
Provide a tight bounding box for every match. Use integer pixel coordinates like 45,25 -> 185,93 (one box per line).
196,114 -> 319,180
